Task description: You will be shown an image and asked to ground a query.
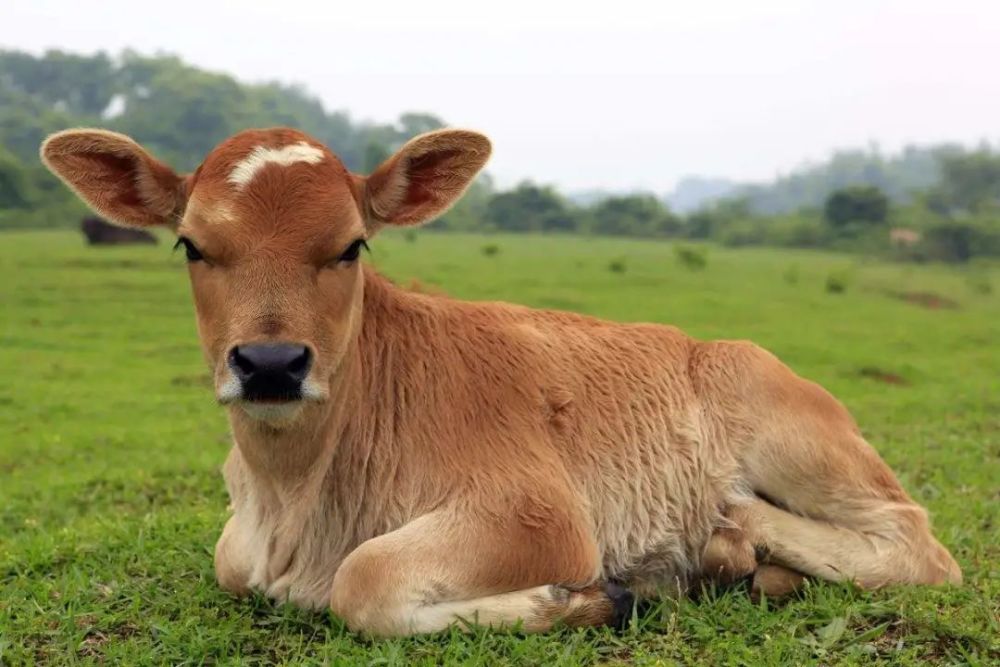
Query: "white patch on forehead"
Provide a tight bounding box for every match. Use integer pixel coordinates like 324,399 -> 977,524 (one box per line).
227,141 -> 325,190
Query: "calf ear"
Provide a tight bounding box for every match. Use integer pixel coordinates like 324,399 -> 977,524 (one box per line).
364,129 -> 491,227
40,129 -> 187,228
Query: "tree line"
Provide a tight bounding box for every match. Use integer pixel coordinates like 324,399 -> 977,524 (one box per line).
1,49 -> 998,261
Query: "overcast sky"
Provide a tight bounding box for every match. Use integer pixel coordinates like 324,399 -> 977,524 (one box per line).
3,0 -> 999,192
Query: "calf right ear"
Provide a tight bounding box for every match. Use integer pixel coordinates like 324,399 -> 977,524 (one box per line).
40,129 -> 187,228
363,129 -> 491,228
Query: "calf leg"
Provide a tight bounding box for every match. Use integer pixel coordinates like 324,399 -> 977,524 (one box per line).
215,515 -> 252,596
700,509 -> 757,584
739,496 -> 959,588
701,503 -> 807,598
329,508 -> 633,637
730,347 -> 961,588
751,564 -> 807,600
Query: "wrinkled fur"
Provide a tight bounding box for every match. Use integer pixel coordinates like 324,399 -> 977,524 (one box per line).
41,126 -> 961,638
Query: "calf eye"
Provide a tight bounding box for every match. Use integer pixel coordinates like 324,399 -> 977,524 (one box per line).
173,237 -> 204,262
338,239 -> 369,263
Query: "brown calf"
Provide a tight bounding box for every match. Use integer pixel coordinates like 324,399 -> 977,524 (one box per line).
41,127 -> 961,637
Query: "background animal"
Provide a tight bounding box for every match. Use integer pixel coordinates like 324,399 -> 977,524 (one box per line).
80,216 -> 158,245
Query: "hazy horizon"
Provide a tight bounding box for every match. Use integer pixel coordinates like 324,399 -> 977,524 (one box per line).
3,0 -> 999,193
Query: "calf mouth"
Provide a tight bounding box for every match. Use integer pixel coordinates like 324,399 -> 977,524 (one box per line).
241,376 -> 303,403
216,368 -> 327,425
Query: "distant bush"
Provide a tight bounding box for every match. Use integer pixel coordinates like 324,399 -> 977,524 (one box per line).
481,243 -> 500,257
920,222 -> 976,262
719,219 -> 765,247
824,186 -> 889,228
710,214 -> 831,250
674,244 -> 707,270
588,194 -> 681,238
485,183 -> 577,232
403,229 -> 418,243
0,199 -> 88,231
766,216 -> 829,248
825,270 -> 850,293
608,257 -> 627,273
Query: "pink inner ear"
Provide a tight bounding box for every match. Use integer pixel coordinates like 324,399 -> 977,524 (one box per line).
90,152 -> 144,208
63,150 -> 143,208
405,149 -> 465,208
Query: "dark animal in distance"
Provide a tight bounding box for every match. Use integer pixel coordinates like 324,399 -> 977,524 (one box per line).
81,216 -> 158,246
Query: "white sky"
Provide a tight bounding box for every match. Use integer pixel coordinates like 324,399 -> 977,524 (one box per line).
3,0 -> 999,192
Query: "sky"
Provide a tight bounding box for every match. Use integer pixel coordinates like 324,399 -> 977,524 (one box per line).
3,0 -> 999,193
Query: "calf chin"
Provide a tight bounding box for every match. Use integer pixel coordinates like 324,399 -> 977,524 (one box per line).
236,401 -> 306,425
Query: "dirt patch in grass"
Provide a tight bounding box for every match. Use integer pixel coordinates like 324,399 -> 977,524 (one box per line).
858,366 -> 909,385
887,290 -> 959,310
866,616 -> 995,663
77,620 -> 141,660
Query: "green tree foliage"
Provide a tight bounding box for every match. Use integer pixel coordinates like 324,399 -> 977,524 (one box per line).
0,49 -> 117,117
735,144 -> 957,215
434,175 -> 494,231
484,183 -> 576,232
0,49 -> 459,229
588,194 -> 680,237
0,147 -> 34,209
823,186 -> 889,228
927,149 -> 1000,214
685,197 -> 752,240
3,47 -> 999,262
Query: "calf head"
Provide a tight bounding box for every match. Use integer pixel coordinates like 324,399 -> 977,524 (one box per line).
41,126 -> 491,424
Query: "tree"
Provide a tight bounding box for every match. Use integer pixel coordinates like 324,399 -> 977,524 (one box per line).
931,149 -> 1000,214
684,197 -> 751,239
484,183 -> 577,232
589,194 -> 680,237
0,48 -> 468,229
363,142 -> 391,173
823,186 -> 889,228
0,147 -> 32,209
0,49 -> 117,118
434,175 -> 494,230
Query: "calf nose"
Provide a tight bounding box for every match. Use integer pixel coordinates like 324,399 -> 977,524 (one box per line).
229,343 -> 311,401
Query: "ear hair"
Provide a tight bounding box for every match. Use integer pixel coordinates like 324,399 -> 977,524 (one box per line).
40,129 -> 186,228
365,129 -> 491,227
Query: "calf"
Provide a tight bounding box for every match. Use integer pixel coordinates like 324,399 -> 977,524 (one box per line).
41,127 -> 961,637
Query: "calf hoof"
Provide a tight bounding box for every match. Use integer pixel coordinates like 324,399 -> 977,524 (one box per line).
605,582 -> 635,630
750,564 -> 807,600
701,529 -> 758,584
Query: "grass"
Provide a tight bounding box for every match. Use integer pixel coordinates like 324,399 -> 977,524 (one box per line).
1,229 -> 998,665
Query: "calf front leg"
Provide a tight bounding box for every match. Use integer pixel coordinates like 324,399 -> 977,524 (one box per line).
215,515 -> 252,596
329,508 -> 633,637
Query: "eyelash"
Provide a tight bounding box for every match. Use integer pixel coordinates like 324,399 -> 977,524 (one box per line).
337,239 -> 369,264
173,237 -> 204,262
171,237 -> 368,265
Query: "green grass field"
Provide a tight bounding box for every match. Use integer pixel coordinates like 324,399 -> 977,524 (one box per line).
1,230 -> 998,665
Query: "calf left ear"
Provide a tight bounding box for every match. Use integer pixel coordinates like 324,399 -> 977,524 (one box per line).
40,129 -> 187,228
363,129 -> 491,227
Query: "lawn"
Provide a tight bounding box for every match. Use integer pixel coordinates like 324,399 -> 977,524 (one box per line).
0,230 -> 997,665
